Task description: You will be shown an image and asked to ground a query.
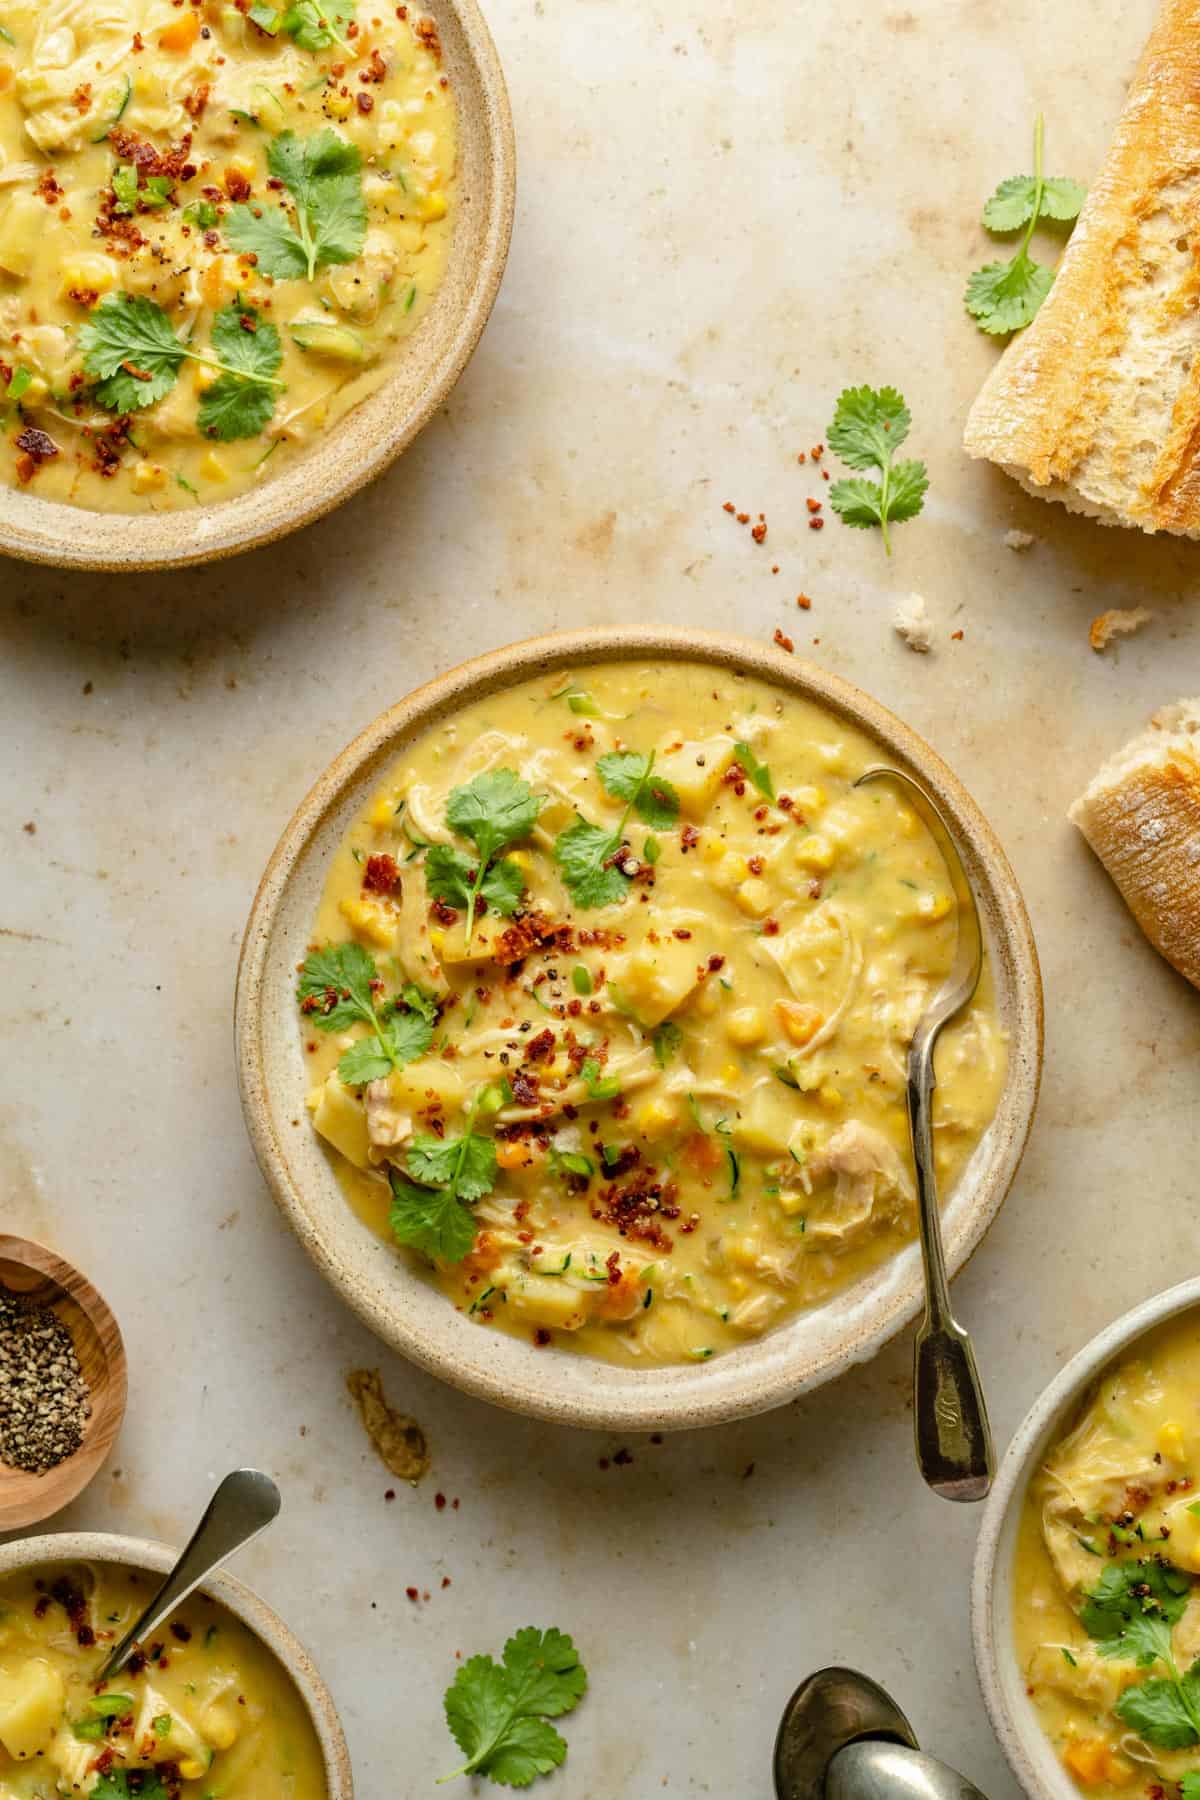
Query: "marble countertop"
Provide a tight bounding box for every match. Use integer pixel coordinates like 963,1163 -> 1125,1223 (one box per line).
3,0 -> 1199,1791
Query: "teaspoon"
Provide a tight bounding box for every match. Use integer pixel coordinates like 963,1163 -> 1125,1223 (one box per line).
855,766 -> 994,1502
97,1468 -> 281,1681
774,1665 -> 991,1800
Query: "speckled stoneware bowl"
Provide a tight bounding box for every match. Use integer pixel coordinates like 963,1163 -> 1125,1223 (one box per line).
236,626 -> 1044,1433
0,0 -> 513,573
972,1277 -> 1200,1800
0,1530 -> 353,1795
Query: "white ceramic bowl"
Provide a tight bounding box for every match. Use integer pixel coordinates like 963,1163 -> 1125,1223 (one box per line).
237,626 -> 1044,1433
0,1530 -> 352,1796
972,1276 -> 1200,1800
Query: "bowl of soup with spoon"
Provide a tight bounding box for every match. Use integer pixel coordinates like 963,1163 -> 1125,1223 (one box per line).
237,625 -> 1043,1432
0,1533 -> 350,1797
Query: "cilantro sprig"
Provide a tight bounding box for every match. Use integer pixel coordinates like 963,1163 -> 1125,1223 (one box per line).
79,294 -> 283,438
226,129 -> 366,282
555,750 -> 678,909
966,116 -> 1084,337
826,386 -> 928,554
389,1093 -> 498,1263
1081,1560 -> 1200,1748
249,0 -> 355,51
424,769 -> 542,944
441,1627 -> 587,1788
732,741 -> 774,802
298,942 -> 433,1085
94,1775 -> 170,1800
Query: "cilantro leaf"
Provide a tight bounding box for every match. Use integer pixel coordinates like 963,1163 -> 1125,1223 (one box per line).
298,941 -> 378,1030
401,981 -> 441,1025
443,1628 -> 587,1786
224,204 -> 312,281
435,770 -> 541,941
1180,1772 -> 1200,1800
278,0 -> 355,50
407,1130 -> 497,1203
1082,1561 -> 1191,1661
94,1776 -> 170,1800
964,252 -> 1054,336
555,817 -> 630,909
336,1038 -> 394,1086
580,1057 -> 620,1101
197,302 -> 283,440
548,1147 -> 594,1182
79,293 -> 186,412
447,770 -> 542,864
1116,1668 -> 1200,1749
248,0 -> 284,30
981,171 -> 1085,231
825,385 -> 926,554
732,741 -> 775,802
227,129 -> 365,281
826,384 -> 910,469
112,163 -> 170,213
597,751 -> 680,829
651,1021 -> 682,1068
968,118 -> 1080,337
389,1172 -> 478,1263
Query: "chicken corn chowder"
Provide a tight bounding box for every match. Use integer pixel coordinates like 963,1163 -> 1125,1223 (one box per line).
1015,1315 -> 1200,1800
299,661 -> 1007,1367
0,0 -> 455,509
0,1561 -> 326,1798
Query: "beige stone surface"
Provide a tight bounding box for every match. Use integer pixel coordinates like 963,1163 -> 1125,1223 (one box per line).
1,0 -> 1199,1791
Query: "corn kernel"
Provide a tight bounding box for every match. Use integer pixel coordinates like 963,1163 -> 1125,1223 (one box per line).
1160,1421 -> 1186,1461
818,1085 -> 843,1110
637,1096 -> 679,1138
178,1759 -> 207,1780
193,360 -> 220,392
816,743 -> 846,772
795,835 -> 834,872
61,254 -> 117,300
325,89 -> 353,118
709,852 -> 749,894
726,1006 -> 766,1047
367,794 -> 396,828
694,980 -> 719,1017
916,891 -> 953,923
721,1062 -> 740,1085
430,929 -> 445,955
776,1000 -> 824,1047
508,849 -> 532,872
701,836 -> 726,864
227,152 -> 257,184
199,450 -> 228,482
418,188 -> 448,221
895,807 -> 918,836
791,784 -> 826,812
735,877 -> 772,918
201,1703 -> 239,1750
127,459 -> 165,494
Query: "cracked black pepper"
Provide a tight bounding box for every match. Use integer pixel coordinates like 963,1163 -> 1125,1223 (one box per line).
0,1289 -> 91,1474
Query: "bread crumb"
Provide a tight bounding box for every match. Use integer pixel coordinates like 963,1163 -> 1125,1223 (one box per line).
1003,529 -> 1036,551
893,592 -> 933,654
1089,606 -> 1155,653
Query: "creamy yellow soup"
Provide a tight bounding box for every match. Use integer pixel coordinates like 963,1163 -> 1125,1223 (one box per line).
299,660 -> 1007,1366
0,0 -> 455,510
0,1561 -> 327,1797
1014,1315 -> 1200,1799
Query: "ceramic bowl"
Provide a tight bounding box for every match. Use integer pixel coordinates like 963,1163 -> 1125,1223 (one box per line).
236,626 -> 1044,1432
0,1530 -> 353,1794
972,1276 -> 1200,1800
0,0 -> 514,572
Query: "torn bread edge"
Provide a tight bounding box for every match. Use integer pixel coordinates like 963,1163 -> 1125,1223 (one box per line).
1069,698 -> 1200,989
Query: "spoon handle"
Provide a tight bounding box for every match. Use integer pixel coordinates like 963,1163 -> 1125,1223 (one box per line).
908,1041 -> 994,1502
98,1469 -> 281,1681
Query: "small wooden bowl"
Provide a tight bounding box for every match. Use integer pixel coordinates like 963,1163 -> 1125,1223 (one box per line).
0,1237 -> 127,1532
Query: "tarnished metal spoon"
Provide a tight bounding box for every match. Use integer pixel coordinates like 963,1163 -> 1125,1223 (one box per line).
98,1469 -> 280,1681
774,1666 -> 991,1800
854,766 -> 994,1503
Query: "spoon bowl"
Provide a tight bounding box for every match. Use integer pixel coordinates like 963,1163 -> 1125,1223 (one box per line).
0,1235 -> 127,1532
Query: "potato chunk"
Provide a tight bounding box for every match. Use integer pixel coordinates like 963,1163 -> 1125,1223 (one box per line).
614,931 -> 701,1027
310,1073 -> 371,1169
0,1658 -> 64,1760
653,736 -> 737,816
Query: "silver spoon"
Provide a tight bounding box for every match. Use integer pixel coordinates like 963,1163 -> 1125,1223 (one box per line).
854,766 -> 994,1502
774,1666 -> 991,1800
97,1469 -> 281,1681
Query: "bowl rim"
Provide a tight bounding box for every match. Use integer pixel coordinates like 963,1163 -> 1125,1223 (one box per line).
971,1275 -> 1200,1800
235,624 -> 1044,1432
0,1528 -> 353,1795
0,0 -> 514,572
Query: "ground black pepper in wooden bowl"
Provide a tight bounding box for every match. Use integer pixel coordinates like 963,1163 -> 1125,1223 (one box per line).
0,1289 -> 92,1474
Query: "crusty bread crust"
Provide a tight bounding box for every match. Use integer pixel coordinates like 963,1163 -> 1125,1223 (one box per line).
1069,699 -> 1200,989
965,0 -> 1200,534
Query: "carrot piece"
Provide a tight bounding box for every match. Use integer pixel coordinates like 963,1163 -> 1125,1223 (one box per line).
495,1138 -> 535,1171
160,13 -> 201,52
201,256 -> 226,309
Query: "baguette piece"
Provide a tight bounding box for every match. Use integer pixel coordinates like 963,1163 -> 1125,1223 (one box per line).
964,0 -> 1200,534
1069,699 -> 1200,989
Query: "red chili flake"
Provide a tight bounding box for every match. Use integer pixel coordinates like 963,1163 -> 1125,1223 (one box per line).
435,1492 -> 446,1510
808,516 -> 824,531
533,1328 -> 552,1347
362,853 -> 399,894
606,1250 -> 622,1284
672,927 -> 692,940
15,426 -> 59,464
707,954 -> 725,972
431,896 -> 458,926
771,564 -> 780,573
747,855 -> 764,876
742,1462 -> 756,1479
441,1577 -> 452,1589
405,1586 -> 419,1601
385,1489 -> 396,1501
796,451 -> 807,464
722,500 -> 735,513
650,1433 -> 663,1445
680,824 -> 700,851
951,629 -> 964,640
762,918 -> 780,936
810,444 -> 824,459
452,1497 -> 459,1510
171,1622 -> 192,1643
751,522 -> 767,544
735,511 -> 750,525
806,498 -> 822,514
797,594 -> 812,610
613,1447 -> 633,1466
524,1028 -> 555,1062
356,91 -> 374,113
773,629 -> 794,653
